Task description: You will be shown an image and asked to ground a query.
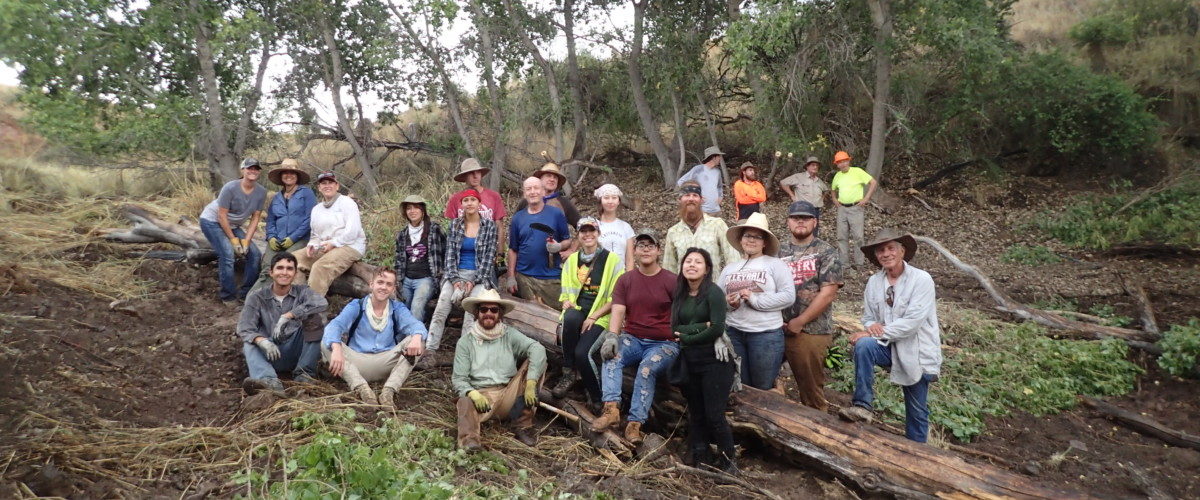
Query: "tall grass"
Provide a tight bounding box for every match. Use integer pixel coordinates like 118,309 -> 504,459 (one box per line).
1009,0 -> 1100,48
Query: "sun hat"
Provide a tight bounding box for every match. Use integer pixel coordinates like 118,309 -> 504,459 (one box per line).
462,288 -> 517,315
860,228 -> 918,268
726,212 -> 780,257
701,146 -> 724,163
739,161 -> 756,172
268,158 -> 311,186
454,158 -> 490,182
533,162 -> 568,187
804,156 -> 821,167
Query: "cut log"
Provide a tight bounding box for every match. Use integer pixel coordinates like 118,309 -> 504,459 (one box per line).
1080,396 -> 1200,452
1117,274 -> 1159,335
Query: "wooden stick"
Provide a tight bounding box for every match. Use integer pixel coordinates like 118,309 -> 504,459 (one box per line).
538,401 -> 581,424
1081,397 -> 1200,451
1118,274 -> 1159,335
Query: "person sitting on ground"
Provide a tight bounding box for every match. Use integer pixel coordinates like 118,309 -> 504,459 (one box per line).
421,189 -> 499,371
671,247 -> 739,473
590,229 -> 678,445
253,159 -> 317,292
516,161 -> 581,227
663,181 -> 740,274
732,162 -> 767,221
199,157 -> 267,303
294,172 -> 367,296
717,212 -> 796,391
676,146 -> 725,216
394,194 -> 446,324
505,177 -> 571,310
552,217 -> 624,402
322,268 -> 428,408
593,183 -> 636,272
238,253 -> 328,395
839,228 -> 942,443
452,289 -> 548,450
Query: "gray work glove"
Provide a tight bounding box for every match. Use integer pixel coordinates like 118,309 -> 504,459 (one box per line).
714,333 -> 735,363
255,337 -> 281,361
450,286 -> 466,307
599,331 -> 619,360
272,315 -> 291,341
545,241 -> 564,253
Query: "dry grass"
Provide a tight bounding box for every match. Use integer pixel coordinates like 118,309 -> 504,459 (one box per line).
1009,0 -> 1100,49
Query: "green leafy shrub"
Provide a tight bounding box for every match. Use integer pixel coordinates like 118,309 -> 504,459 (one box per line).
1069,13 -> 1134,46
1000,244 -> 1062,266
1159,319 -> 1200,378
1031,179 -> 1200,249
1087,304 -> 1133,328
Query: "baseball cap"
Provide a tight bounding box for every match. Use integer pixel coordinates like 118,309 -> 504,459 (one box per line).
634,227 -> 660,246
315,171 -> 337,183
240,158 -> 261,169
577,216 -> 600,231
788,200 -> 819,218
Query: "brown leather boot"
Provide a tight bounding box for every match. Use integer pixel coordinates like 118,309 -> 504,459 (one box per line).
590,401 -> 621,432
624,421 -> 643,445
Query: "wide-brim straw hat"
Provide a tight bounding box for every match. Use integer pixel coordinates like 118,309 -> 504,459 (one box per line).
462,288 -> 517,315
860,228 -> 918,268
726,212 -> 780,257
533,162 -> 568,186
268,158 -> 311,186
454,158 -> 491,182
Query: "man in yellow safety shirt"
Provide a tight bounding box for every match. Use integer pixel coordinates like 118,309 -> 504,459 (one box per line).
829,151 -> 878,271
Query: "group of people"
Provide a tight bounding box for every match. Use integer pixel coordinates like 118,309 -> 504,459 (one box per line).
209,150 -> 942,474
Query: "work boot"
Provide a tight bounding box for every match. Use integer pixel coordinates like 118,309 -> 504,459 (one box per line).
512,426 -> 538,447
688,445 -> 715,468
293,373 -> 318,385
838,405 -> 874,423
624,421 -> 643,445
461,438 -> 482,452
414,350 -> 438,371
551,369 -> 577,399
243,377 -> 284,396
590,402 -> 621,432
715,452 -> 740,476
354,384 -> 378,405
379,387 -> 397,408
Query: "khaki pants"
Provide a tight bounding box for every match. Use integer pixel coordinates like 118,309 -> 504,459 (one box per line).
784,332 -> 833,411
515,273 -> 562,311
456,361 -> 543,447
294,246 -> 362,296
321,336 -> 416,391
836,204 -> 865,268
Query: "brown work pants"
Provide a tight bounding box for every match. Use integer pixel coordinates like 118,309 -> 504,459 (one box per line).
784,332 -> 833,411
514,273 -> 562,311
293,245 -> 361,296
456,361 -> 543,447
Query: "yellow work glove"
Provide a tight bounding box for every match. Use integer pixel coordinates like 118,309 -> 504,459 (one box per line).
281,237 -> 295,249
524,380 -> 538,407
229,237 -> 246,256
268,238 -> 282,251
467,390 -> 491,413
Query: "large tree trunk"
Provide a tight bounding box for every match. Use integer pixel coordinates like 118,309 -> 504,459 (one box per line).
564,0 -> 588,161
191,0 -> 239,185
503,0 -> 566,186
865,0 -> 893,179
468,0 -> 508,192
233,38 -> 273,157
695,89 -> 730,189
627,0 -> 677,188
318,16 -> 378,197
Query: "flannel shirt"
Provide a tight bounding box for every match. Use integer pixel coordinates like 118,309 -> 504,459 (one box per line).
444,217 -> 498,289
663,215 -> 741,273
393,222 -> 447,282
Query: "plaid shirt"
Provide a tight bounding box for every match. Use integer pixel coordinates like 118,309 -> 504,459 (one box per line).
394,221 -> 446,282
444,217 -> 498,288
663,215 -> 741,273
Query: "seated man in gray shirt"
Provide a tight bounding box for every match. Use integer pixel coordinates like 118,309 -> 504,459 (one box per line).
840,228 -> 943,443
237,253 -> 328,395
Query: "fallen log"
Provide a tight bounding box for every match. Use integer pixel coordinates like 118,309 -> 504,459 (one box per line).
1080,396 -> 1200,452
1117,274 -> 1159,335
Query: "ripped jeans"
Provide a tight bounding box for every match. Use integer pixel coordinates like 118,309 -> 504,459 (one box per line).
600,333 -> 679,423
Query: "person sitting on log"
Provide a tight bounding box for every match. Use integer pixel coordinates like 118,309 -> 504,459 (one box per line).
238,252 -> 328,395
322,268 -> 428,408
198,157 -> 267,303
294,171 -> 366,297
393,194 -> 446,324
452,289 -> 547,450
590,228 -> 678,445
552,217 -> 623,402
252,158 -> 316,292
839,228 -> 942,443
505,177 -> 571,311
420,189 -> 498,371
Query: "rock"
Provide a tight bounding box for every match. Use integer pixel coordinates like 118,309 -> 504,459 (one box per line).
1022,461 -> 1041,476
1068,439 -> 1089,452
201,387 -> 214,396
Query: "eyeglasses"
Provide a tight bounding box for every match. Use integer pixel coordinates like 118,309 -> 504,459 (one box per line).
635,241 -> 658,249
476,305 -> 502,314
742,233 -> 765,241
885,286 -> 894,307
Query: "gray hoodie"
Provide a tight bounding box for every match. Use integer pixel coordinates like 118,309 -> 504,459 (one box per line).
717,255 -> 796,332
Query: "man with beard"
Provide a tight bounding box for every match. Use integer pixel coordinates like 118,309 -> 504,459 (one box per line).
238,253 -> 328,395
732,162 -> 767,221
677,146 -> 726,216
452,289 -> 548,450
778,201 -> 843,410
506,177 -> 572,310
664,181 -> 740,273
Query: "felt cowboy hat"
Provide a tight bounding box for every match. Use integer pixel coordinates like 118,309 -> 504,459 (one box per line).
726,212 -> 780,257
803,156 -> 822,167
860,227 -> 918,268
268,158 -> 312,186
453,158 -> 491,182
702,145 -> 724,163
533,161 -> 568,186
462,288 -> 517,315
739,161 -> 756,173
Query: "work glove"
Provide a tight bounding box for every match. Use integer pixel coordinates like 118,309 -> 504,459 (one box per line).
281,237 -> 295,249
268,238 -> 282,251
504,275 -> 518,294
524,380 -> 538,407
714,333 -> 735,363
598,331 -> 619,360
229,237 -> 246,256
272,315 -> 291,341
450,286 -> 466,307
255,338 -> 281,361
467,390 -> 491,413
545,241 -> 564,253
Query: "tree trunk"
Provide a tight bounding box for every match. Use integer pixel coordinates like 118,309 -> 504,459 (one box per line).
191,0 -> 239,185
669,88 -> 687,179
467,0 -> 507,192
865,0 -> 894,179
233,38 -> 273,157
318,16 -> 378,197
503,0 -> 566,182
627,0 -> 677,188
564,0 -> 588,161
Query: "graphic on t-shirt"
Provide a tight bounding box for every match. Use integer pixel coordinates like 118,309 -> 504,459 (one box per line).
785,254 -> 819,285
724,269 -> 766,295
406,242 -> 428,263
457,205 -> 495,220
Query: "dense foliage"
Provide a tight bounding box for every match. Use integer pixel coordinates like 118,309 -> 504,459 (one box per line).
1032,179 -> 1200,249
1159,319 -> 1200,378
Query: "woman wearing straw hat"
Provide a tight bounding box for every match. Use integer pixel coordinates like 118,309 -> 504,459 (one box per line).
593,183 -> 636,271
393,194 -> 446,324
716,212 -> 796,390
253,159 -> 316,291
293,172 -> 366,297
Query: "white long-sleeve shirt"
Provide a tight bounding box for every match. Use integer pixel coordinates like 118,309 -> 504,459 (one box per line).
718,255 -> 796,332
862,263 -> 943,386
308,195 -> 367,255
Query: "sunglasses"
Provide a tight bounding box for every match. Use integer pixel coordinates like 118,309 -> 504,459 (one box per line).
476,305 -> 502,314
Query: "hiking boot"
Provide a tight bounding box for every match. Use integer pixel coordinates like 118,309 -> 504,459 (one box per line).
243,377 -> 284,396
414,350 -> 438,371
715,452 -> 740,476
550,370 -> 577,399
379,387 -> 397,408
590,401 -> 621,433
839,405 -> 874,423
624,421 -> 643,445
354,384 -> 378,405
461,438 -> 482,452
512,426 -> 538,447
293,373 -> 318,385
688,445 -> 715,468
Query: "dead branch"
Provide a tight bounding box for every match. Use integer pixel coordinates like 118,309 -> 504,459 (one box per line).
1081,397 -> 1200,451
1117,274 -> 1160,335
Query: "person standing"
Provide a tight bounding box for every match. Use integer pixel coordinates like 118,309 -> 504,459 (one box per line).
779,156 -> 829,207
778,201 -> 843,411
293,172 -> 366,297
839,228 -> 942,443
676,146 -> 726,216
663,181 -> 740,274
505,177 -> 571,310
593,183 -> 636,272
829,151 -> 877,270
199,158 -> 267,303
394,195 -> 445,324
553,217 -> 623,402
445,158 -> 507,223
238,253 -> 328,395
732,162 -> 767,221
253,159 -> 316,292
516,162 -> 581,227
717,212 -> 796,390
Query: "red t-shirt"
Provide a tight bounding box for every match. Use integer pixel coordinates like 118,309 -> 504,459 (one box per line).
444,187 -> 507,221
612,268 -> 678,340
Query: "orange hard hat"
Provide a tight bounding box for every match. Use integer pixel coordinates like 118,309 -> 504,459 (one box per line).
833,151 -> 852,163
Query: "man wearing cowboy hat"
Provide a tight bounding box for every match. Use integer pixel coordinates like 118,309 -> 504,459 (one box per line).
253,158 -> 317,292
829,151 -> 877,270
732,161 -> 767,221
452,289 -> 548,450
839,228 -> 942,443
663,181 -> 740,274
516,161 -> 581,227
446,158 -> 508,223
780,156 -> 830,207
677,145 -> 726,216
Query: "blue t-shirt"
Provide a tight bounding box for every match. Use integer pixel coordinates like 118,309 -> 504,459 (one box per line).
509,205 -> 571,279
459,237 -> 478,271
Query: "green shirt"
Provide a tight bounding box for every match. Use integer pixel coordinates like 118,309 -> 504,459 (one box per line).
672,285 -> 727,346
451,325 -> 548,396
830,166 -> 874,204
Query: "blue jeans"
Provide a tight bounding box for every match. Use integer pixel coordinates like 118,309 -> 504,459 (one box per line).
600,334 -> 679,423
400,276 -> 436,323
199,218 -> 261,301
243,332 -> 320,380
726,326 -> 785,390
851,337 -> 934,442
